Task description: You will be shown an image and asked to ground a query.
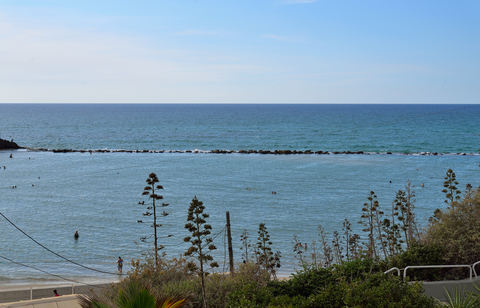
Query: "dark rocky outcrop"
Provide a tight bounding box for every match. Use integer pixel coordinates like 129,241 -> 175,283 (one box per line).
0,138 -> 21,150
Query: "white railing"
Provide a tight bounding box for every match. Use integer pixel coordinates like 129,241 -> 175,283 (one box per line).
404,265 -> 473,280
472,261 -> 480,277
384,262 -> 480,280
383,267 -> 400,276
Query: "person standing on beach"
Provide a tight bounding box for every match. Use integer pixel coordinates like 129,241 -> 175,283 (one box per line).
117,256 -> 123,273
53,290 -> 60,297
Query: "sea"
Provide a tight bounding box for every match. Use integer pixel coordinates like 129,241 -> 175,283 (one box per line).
0,103 -> 479,285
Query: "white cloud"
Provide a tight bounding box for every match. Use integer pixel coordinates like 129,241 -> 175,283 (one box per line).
0,10 -> 472,103
0,14 -> 265,103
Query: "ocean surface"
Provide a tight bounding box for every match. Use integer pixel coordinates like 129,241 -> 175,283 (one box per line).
0,103 -> 479,285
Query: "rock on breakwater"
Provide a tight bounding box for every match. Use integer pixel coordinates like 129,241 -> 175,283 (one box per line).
0,139 -> 21,150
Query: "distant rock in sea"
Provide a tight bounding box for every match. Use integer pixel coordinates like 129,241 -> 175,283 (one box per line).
0,138 -> 21,150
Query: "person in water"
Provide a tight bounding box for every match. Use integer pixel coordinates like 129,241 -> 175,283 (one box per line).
74,231 -> 79,239
117,256 -> 123,273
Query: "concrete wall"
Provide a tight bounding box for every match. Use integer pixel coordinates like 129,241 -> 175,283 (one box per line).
3,279 -> 478,304
0,295 -> 79,308
0,284 -> 111,304
422,278 -> 480,301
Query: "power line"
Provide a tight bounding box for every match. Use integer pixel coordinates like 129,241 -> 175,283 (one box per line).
0,212 -> 121,276
201,225 -> 226,250
223,227 -> 227,273
0,255 -> 112,288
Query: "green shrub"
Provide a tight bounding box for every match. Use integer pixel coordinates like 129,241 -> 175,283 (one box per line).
340,273 -> 435,308
300,274 -> 435,308
120,257 -> 273,308
302,282 -> 345,308
268,258 -> 385,300
226,260 -> 436,308
268,265 -> 333,298
385,242 -> 445,281
331,258 -> 383,279
422,188 -> 480,279
226,282 -> 274,308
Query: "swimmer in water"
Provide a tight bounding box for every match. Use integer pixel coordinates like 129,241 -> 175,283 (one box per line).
117,257 -> 124,273
74,231 -> 79,239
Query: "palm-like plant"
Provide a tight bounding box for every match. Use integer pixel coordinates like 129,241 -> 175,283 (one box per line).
437,286 -> 479,308
78,281 -> 187,308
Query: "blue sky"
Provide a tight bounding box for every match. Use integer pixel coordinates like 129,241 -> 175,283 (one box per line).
0,0 -> 479,103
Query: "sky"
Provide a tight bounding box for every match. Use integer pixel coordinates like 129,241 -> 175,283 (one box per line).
0,0 -> 479,103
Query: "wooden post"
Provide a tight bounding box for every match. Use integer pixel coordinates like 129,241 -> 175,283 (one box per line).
226,211 -> 234,276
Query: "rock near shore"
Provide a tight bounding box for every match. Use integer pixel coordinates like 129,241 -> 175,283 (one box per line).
0,138 -> 21,150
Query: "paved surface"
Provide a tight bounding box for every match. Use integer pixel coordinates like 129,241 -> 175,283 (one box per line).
0,283 -> 112,304
0,294 -> 80,308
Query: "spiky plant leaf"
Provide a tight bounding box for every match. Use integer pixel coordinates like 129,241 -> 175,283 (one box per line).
437,286 -> 479,308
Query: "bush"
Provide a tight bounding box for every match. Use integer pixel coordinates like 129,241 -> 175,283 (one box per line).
268,265 -> 333,298
385,242 -> 445,281
421,188 -> 480,278
205,262 -> 270,308
226,261 -> 436,308
107,257 -> 273,308
331,258 -> 383,278
337,273 -> 435,308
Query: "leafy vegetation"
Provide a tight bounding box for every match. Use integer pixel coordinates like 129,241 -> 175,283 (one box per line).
227,266 -> 436,308
422,184 -> 480,269
439,286 -> 479,308
78,281 -> 188,308
239,229 -> 253,263
82,167 -> 480,307
255,223 -> 281,278
443,168 -> 462,207
138,173 -> 169,266
184,197 -> 219,308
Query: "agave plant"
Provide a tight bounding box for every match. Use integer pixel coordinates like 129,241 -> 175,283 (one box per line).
78,281 -> 188,308
437,286 -> 479,308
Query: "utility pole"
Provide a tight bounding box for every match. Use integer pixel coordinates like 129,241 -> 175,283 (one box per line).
226,211 -> 234,276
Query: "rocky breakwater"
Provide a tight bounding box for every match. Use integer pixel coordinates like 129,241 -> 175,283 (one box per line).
25,147 -> 477,156
0,138 -> 21,150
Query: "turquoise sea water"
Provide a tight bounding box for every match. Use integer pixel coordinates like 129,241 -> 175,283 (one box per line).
0,104 -> 479,284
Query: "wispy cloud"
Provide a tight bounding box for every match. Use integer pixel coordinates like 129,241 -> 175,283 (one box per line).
0,15 -> 267,103
261,34 -> 287,40
284,0 -> 318,4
